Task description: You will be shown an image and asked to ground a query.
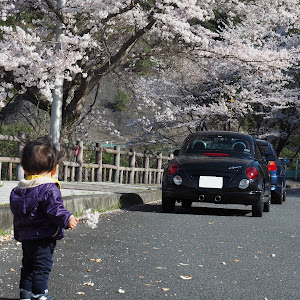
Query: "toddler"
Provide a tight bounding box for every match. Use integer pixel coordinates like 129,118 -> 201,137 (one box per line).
10,136 -> 79,300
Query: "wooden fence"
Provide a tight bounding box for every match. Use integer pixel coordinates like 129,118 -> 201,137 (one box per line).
0,134 -> 174,184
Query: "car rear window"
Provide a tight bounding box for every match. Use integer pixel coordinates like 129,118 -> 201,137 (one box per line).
183,134 -> 253,156
257,143 -> 270,155
257,141 -> 277,158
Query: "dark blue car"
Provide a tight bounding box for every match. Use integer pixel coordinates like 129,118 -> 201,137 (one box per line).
256,139 -> 288,204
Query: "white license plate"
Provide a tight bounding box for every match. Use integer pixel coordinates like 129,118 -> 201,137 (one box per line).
199,176 -> 223,189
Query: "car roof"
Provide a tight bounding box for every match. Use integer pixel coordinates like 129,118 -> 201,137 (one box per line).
256,139 -> 269,145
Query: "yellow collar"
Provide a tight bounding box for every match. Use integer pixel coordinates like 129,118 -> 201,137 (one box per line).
26,175 -> 61,189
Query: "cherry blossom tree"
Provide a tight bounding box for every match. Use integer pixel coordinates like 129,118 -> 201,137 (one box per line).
124,0 -> 300,149
0,0 -> 231,123
0,0 -> 299,148
207,0 -> 300,153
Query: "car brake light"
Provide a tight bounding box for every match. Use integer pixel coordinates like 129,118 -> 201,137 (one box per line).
167,163 -> 179,175
268,161 -> 277,171
246,167 -> 259,179
203,153 -> 229,157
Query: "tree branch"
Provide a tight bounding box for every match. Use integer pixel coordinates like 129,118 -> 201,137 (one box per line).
93,17 -> 156,79
76,82 -> 100,127
79,0 -> 140,36
44,0 -> 76,35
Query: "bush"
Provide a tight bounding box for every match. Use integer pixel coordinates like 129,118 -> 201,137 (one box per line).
113,89 -> 131,111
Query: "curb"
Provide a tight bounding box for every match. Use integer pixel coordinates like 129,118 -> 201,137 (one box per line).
0,189 -> 162,232
286,184 -> 300,189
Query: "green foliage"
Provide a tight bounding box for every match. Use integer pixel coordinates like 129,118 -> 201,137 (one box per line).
280,133 -> 300,159
130,40 -> 157,75
102,152 -> 114,165
113,89 -> 131,111
0,16 -> 17,40
0,15 -> 16,27
0,124 -> 33,180
83,149 -> 129,167
133,142 -> 174,169
0,123 -> 32,135
135,57 -> 157,75
280,147 -> 297,159
189,9 -> 242,38
0,124 -> 32,156
141,142 -> 174,157
97,202 -> 121,213
289,28 -> 300,36
103,151 -> 129,167
140,0 -> 156,11
0,228 -> 13,236
238,113 -> 259,132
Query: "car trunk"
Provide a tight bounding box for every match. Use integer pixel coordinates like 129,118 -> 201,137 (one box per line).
177,155 -> 251,174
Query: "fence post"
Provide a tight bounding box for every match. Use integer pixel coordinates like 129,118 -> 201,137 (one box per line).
143,150 -> 150,184
17,132 -> 26,180
75,140 -> 83,182
156,152 -> 163,184
63,165 -> 68,181
8,162 -> 12,180
96,142 -> 103,182
114,146 -> 120,183
129,149 -> 136,184
296,158 -> 298,179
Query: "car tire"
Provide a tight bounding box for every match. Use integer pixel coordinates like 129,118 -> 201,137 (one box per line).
272,183 -> 283,204
252,189 -> 264,217
182,200 -> 192,209
263,197 -> 271,212
283,184 -> 286,202
162,195 -> 175,213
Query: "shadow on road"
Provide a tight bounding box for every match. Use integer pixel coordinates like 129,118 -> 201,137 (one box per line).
119,193 -> 144,208
287,188 -> 300,196
129,202 -> 252,217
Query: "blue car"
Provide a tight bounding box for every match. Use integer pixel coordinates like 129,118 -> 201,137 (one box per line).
256,139 -> 288,204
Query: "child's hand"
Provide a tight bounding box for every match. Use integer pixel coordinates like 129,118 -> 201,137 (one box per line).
68,215 -> 79,229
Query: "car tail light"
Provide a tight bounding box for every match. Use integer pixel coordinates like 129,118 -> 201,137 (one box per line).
203,153 -> 229,157
246,167 -> 259,179
167,163 -> 179,175
268,161 -> 277,171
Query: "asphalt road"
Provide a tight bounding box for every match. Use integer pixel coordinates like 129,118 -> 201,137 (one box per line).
1,190 -> 300,300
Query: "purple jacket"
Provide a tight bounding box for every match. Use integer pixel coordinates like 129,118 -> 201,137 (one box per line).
10,177 -> 72,242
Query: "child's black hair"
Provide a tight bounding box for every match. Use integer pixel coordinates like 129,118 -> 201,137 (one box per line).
21,136 -> 62,175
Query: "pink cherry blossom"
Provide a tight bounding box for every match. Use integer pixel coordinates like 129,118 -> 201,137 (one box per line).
0,0 -> 298,145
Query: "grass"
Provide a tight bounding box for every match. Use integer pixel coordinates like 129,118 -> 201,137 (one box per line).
74,202 -> 121,217
0,228 -> 13,238
97,203 -> 121,213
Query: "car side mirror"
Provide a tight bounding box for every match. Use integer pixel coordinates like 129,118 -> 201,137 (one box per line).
265,154 -> 276,161
173,149 -> 180,156
281,158 -> 290,165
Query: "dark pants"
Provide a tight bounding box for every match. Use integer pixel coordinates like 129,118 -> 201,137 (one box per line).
20,239 -> 56,294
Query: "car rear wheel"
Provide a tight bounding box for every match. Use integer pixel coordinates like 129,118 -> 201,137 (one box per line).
272,182 -> 283,204
283,184 -> 286,202
252,189 -> 264,217
162,194 -> 175,213
263,197 -> 271,212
